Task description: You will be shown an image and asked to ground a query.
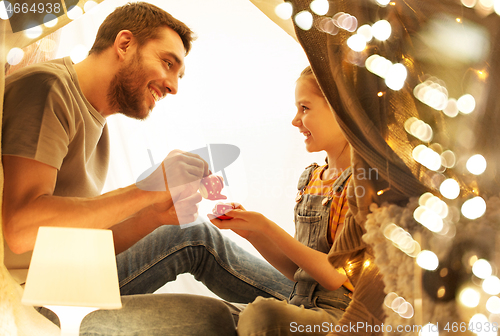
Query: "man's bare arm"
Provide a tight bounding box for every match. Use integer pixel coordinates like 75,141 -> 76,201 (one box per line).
2,155 -> 169,254
110,193 -> 201,254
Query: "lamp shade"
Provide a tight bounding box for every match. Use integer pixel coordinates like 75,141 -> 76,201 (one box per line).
22,226 -> 122,309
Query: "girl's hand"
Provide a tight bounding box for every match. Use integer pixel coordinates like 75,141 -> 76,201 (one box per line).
208,203 -> 269,239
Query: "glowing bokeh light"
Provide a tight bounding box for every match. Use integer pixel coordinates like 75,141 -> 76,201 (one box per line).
472,259 -> 493,279
84,0 -> 98,12
310,0 -> 329,15
317,18 -> 339,35
461,196 -> 486,220
67,6 -> 84,20
347,34 -> 366,52
419,323 -> 439,336
437,286 -> 446,298
495,0 -> 500,15
457,94 -> 476,114
332,12 -> 358,32
385,63 -> 407,91
462,0 -> 478,7
408,119 -> 433,142
443,98 -> 459,117
417,250 -> 439,271
357,24 -> 373,42
391,297 -> 406,311
275,2 -> 293,20
404,117 -> 417,133
372,19 -> 392,41
410,241 -> 422,257
376,0 -> 391,6
419,208 -> 444,232
479,0 -> 495,10
413,145 -> 441,171
469,314 -> 495,336
43,14 -> 58,28
460,287 -> 481,308
70,45 -> 89,64
486,296 -> 500,314
383,292 -> 399,308
383,223 -> 397,239
365,55 -> 392,78
414,79 -> 449,110
385,223 -> 419,256
0,1 -> 13,20
419,192 -> 434,207
294,11 -> 313,30
466,154 -> 487,175
482,276 -> 500,295
24,25 -> 43,39
441,150 -> 456,168
398,302 -> 414,319
427,197 -> 449,218
7,48 -> 24,66
440,179 -> 460,199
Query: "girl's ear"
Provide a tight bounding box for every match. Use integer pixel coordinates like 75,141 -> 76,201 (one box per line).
114,30 -> 134,61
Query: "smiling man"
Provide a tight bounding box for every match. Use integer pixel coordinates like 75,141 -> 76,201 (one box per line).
3,2 -> 201,256
83,7 -> 187,121
2,2 -> 237,335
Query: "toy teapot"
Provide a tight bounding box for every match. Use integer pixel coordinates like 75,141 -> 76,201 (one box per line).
200,174 -> 227,200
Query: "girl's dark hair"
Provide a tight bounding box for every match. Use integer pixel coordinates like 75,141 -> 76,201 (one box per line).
89,2 -> 195,55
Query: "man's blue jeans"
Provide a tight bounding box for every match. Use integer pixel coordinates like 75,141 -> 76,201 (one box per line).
117,222 -> 293,301
77,222 -> 294,335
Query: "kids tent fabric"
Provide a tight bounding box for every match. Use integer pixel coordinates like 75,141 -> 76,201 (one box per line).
286,0 -> 500,334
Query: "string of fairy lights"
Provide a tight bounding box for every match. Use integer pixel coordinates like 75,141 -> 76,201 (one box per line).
1,0 -> 500,331
276,0 -> 500,333
1,0 -> 99,65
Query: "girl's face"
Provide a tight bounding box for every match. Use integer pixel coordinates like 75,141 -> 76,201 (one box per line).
292,77 -> 346,154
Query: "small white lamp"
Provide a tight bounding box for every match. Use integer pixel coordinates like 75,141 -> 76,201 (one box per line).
22,227 -> 122,336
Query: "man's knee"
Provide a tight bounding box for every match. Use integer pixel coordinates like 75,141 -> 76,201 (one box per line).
154,221 -> 220,242
238,297 -> 296,334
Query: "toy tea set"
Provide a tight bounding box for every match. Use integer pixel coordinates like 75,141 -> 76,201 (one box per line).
199,173 -> 235,220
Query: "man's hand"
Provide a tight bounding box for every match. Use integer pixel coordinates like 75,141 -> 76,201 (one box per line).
136,149 -> 209,226
136,149 -> 209,201
154,192 -> 202,225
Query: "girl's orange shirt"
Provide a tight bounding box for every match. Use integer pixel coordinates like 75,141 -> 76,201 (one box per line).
303,164 -> 354,292
303,165 -> 351,245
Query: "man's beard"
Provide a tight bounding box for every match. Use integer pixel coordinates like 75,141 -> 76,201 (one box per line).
107,51 -> 152,120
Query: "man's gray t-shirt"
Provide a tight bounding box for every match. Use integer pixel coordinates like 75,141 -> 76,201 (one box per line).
2,56 -> 110,275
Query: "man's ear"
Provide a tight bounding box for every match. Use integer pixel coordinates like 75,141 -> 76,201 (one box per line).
114,30 -> 134,61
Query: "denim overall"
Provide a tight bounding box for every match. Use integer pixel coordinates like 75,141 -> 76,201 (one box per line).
289,163 -> 353,317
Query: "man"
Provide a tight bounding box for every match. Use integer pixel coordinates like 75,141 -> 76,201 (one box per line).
3,2 -> 204,256
2,3 -> 241,335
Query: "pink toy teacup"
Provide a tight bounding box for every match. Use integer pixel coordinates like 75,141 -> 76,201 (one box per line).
212,202 -> 235,220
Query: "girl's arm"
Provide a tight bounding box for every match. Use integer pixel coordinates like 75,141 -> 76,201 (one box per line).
210,207 -> 347,291
244,230 -> 299,281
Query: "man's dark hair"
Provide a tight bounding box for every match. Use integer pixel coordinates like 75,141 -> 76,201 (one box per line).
89,2 -> 195,55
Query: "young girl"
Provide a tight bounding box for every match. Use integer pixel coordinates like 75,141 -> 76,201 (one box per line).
209,66 -> 353,334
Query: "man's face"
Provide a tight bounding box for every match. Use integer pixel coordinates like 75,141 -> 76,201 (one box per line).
107,27 -> 186,120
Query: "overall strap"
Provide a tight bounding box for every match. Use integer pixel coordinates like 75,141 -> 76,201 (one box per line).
296,163 -> 320,191
331,167 -> 352,193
